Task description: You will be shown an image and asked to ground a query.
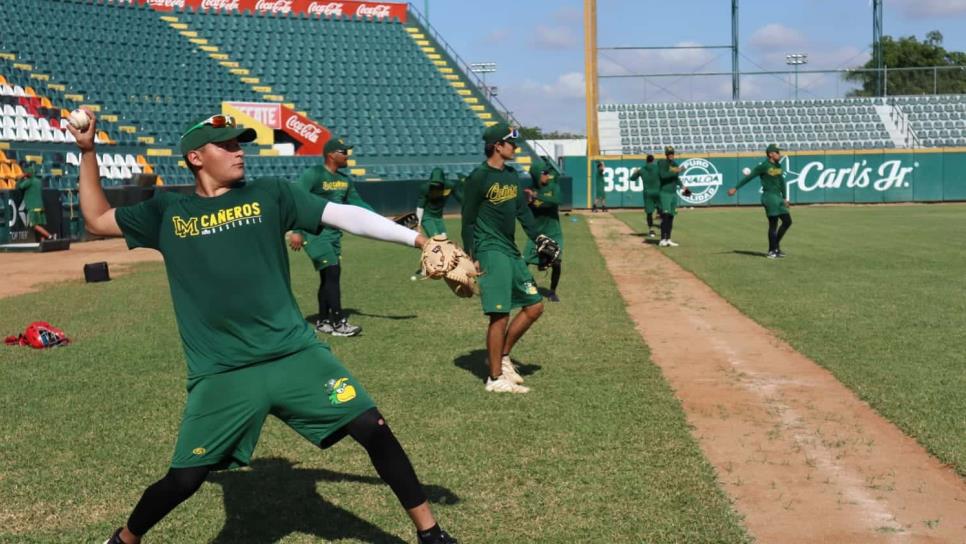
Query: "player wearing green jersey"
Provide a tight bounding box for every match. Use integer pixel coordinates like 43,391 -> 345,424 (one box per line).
15,164 -> 53,241
630,154 -> 660,238
462,123 -> 549,394
728,144 -> 792,259
523,160 -> 563,302
656,146 -> 687,247
288,138 -> 370,337
592,160 -> 607,212
68,111 -> 456,544
416,167 -> 459,237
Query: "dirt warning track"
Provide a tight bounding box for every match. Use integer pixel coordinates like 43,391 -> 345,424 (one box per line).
587,213 -> 966,543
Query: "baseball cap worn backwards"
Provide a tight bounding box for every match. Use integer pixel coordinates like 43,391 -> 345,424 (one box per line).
180,115 -> 256,155
483,122 -> 519,146
324,137 -> 353,155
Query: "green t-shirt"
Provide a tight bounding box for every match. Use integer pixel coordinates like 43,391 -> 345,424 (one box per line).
296,165 -> 371,237
594,168 -> 606,195
630,163 -> 661,193
416,178 -> 457,218
657,159 -> 685,193
115,178 -> 328,380
16,177 -> 43,210
529,179 -> 561,234
461,161 -> 539,258
735,160 -> 787,197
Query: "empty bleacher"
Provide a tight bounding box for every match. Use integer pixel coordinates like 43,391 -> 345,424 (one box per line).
600,95 -> 965,155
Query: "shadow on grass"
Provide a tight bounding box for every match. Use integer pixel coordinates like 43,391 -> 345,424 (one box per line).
304,309 -> 417,323
730,250 -> 769,258
453,349 -> 542,381
209,457 -> 459,544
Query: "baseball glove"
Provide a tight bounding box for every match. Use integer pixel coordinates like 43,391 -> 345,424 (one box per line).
535,234 -> 561,270
420,235 -> 479,297
393,212 -> 419,230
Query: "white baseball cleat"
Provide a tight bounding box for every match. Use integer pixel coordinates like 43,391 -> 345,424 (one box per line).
485,376 -> 530,393
501,355 -> 524,384
665,239 -> 679,247
659,239 -> 669,247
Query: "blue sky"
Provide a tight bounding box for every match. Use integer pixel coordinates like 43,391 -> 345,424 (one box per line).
417,0 -> 966,134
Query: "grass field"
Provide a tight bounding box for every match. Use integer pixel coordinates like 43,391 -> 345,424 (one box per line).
616,204 -> 966,477
0,218 -> 750,543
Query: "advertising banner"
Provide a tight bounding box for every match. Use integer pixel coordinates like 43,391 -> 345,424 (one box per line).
573,149 -> 966,209
138,0 -> 407,21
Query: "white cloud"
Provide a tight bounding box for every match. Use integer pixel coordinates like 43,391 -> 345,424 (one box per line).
599,41 -> 720,77
891,0 -> 966,18
532,25 -> 579,49
500,72 -> 587,133
749,23 -> 808,53
552,5 -> 582,24
520,72 -> 586,99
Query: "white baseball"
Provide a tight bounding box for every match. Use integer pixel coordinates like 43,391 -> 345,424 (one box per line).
68,109 -> 90,130
742,167 -> 752,176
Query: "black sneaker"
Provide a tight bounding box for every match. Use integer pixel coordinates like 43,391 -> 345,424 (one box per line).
417,528 -> 458,544
315,319 -> 334,334
766,250 -> 779,259
102,527 -> 125,544
331,318 -> 362,337
546,291 -> 560,302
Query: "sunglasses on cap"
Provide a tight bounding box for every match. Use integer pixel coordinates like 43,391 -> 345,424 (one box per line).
504,127 -> 520,140
183,114 -> 236,137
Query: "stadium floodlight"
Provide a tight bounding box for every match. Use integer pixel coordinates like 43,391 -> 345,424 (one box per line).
785,53 -> 808,100
470,63 -> 498,98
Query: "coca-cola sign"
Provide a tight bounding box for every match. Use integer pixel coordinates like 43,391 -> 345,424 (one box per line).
255,0 -> 292,13
285,116 -> 323,143
307,1 -> 343,16
199,0 -> 240,10
355,3 -> 391,18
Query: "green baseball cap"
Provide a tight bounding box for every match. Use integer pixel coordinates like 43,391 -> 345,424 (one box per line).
766,143 -> 781,154
664,146 -> 675,155
179,115 -> 256,155
429,167 -> 446,183
483,122 -> 520,146
324,137 -> 353,155
528,160 -> 550,186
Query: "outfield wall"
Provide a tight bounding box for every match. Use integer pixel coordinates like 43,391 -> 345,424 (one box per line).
562,148 -> 966,209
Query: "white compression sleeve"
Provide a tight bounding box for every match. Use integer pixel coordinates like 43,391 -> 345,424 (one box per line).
416,207 -> 424,224
320,202 -> 419,247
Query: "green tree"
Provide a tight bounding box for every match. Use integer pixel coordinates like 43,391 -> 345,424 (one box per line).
845,31 -> 966,96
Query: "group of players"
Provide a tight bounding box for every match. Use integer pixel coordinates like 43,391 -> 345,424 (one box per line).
594,144 -> 793,258
67,107 -> 566,543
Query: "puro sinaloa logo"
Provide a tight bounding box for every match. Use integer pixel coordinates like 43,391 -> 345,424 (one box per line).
678,158 -> 722,204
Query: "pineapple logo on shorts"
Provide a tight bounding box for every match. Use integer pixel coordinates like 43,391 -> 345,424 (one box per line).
326,377 -> 357,405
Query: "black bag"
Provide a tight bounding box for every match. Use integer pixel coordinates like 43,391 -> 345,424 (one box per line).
83,261 -> 110,283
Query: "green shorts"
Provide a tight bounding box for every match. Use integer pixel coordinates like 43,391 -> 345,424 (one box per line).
304,229 -> 342,270
27,208 -> 46,227
643,193 -> 661,215
477,250 -> 542,314
659,190 -> 679,216
762,192 -> 790,217
171,344 -> 375,469
420,216 -> 447,237
524,231 -> 563,266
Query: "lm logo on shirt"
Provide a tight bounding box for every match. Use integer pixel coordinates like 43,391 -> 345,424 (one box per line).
172,202 -> 263,238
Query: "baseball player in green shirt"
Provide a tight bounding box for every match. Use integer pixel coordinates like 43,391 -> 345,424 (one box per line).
727,143 -> 792,259
592,160 -> 607,212
416,167 -> 459,237
462,123 -> 551,394
15,164 -> 53,241
656,146 -> 688,247
288,138 -> 370,337
68,111 -> 457,544
630,154 -> 660,239
523,160 -> 563,302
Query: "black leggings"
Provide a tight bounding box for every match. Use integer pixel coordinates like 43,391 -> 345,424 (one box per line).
767,213 -> 792,252
550,262 -> 561,292
318,265 -> 343,322
125,408 -> 427,537
660,213 -> 675,240
646,212 -> 654,229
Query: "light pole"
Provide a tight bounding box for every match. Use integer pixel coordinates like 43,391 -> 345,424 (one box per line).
470,62 -> 497,98
785,53 -> 807,100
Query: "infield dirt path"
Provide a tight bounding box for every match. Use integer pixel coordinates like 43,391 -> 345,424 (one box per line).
588,213 -> 966,543
0,239 -> 161,299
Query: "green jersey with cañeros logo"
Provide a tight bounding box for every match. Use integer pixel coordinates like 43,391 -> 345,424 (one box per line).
461,161 -> 539,258
115,178 -> 328,381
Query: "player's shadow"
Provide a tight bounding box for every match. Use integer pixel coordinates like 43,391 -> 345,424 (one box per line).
208,457 -> 459,544
730,250 -> 769,258
627,232 -> 661,245
453,348 -> 542,381
345,308 -> 418,320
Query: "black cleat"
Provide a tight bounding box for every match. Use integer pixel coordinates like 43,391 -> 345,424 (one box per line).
418,529 -> 458,544
546,291 -> 560,302
102,527 -> 125,544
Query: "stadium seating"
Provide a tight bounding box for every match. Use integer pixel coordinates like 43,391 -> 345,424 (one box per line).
599,95 -> 965,155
